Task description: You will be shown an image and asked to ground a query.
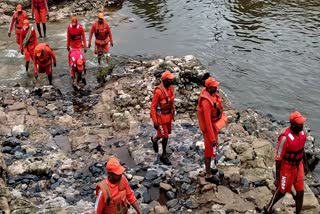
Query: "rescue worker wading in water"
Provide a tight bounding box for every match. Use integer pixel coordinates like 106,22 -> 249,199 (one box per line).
31,0 -> 49,38
265,111 -> 307,214
197,77 -> 227,184
66,16 -> 87,52
8,4 -> 28,47
88,13 -> 113,65
33,43 -> 56,85
20,19 -> 38,73
68,49 -> 87,88
150,70 -> 175,166
94,158 -> 142,214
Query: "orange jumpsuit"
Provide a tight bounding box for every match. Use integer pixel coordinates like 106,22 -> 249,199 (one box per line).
89,20 -> 113,54
32,0 -> 48,24
67,23 -> 87,50
68,49 -> 85,77
33,44 -> 56,76
275,127 -> 306,193
8,11 -> 28,45
20,26 -> 38,62
94,176 -> 137,214
197,88 -> 224,158
150,83 -> 174,138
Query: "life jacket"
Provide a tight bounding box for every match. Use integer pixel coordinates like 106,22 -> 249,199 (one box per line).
36,43 -> 54,67
33,0 -> 46,9
68,24 -> 82,41
155,82 -> 174,115
197,88 -> 227,132
280,128 -> 306,166
94,20 -> 110,45
13,11 -> 27,32
96,176 -> 129,214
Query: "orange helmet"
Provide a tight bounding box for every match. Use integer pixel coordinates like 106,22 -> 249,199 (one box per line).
35,46 -> 42,57
71,16 -> 77,24
76,58 -> 84,71
98,13 -> 104,19
16,4 -> 22,12
23,19 -> 29,28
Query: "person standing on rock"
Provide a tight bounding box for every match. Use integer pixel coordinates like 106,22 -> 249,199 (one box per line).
33,43 -> 56,85
8,4 -> 28,47
88,13 -> 113,65
31,0 -> 49,38
20,19 -> 38,73
150,70 -> 175,166
265,111 -> 307,214
68,49 -> 87,88
94,158 -> 143,214
197,77 -> 227,183
66,16 -> 87,52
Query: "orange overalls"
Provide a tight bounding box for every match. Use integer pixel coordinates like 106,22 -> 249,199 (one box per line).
67,23 -> 87,50
197,88 -> 227,158
33,43 -> 56,76
94,176 -> 137,214
150,83 -> 175,138
89,20 -> 113,54
32,0 -> 48,24
275,128 -> 306,193
68,49 -> 85,77
8,11 -> 28,45
20,26 -> 38,62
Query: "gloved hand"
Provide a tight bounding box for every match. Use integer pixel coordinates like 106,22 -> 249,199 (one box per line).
153,123 -> 159,130
67,47 -> 70,52
84,48 -> 87,53
211,141 -> 217,147
8,32 -> 11,37
53,62 -> 56,67
88,44 -> 91,48
20,49 -> 23,55
110,42 -> 114,47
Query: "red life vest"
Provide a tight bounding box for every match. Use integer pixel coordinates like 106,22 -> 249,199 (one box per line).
33,0 -> 46,9
280,128 -> 306,165
96,176 -> 129,214
13,11 -> 28,32
197,88 -> 227,132
94,20 -> 110,45
155,83 -> 174,115
69,49 -> 85,67
68,24 -> 82,41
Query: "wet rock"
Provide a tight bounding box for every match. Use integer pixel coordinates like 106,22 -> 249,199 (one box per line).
142,191 -> 151,203
184,199 -> 193,209
3,137 -> 21,147
166,191 -> 176,200
48,125 -> 68,137
129,180 -> 139,190
14,151 -> 24,159
145,169 -> 158,180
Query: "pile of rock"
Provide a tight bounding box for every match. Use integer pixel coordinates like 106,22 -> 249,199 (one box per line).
0,55 -> 319,213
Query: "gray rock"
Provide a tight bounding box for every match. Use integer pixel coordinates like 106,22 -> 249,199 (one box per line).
54,135 -> 71,153
145,169 -> 158,180
166,191 -> 176,200
14,151 -> 23,159
167,199 -> 178,208
142,191 -> 151,203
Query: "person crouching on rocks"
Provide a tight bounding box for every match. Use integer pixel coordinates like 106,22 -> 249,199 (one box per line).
94,158 -> 142,214
68,49 -> 87,89
197,77 -> 227,183
265,111 -> 307,214
150,70 -> 175,166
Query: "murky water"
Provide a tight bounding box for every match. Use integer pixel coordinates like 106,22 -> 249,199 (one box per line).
0,1 -> 319,161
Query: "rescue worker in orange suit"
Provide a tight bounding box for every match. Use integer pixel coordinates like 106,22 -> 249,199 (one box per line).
8,4 -> 28,46
94,158 -> 142,214
67,16 -> 87,52
150,70 -> 175,166
20,19 -> 38,73
33,43 -> 56,85
31,0 -> 49,38
197,77 -> 227,183
265,111 -> 307,214
88,13 -> 113,65
68,49 -> 87,88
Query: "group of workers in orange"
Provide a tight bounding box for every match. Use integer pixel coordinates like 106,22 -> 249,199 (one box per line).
8,4 -> 309,214
8,2 -> 113,87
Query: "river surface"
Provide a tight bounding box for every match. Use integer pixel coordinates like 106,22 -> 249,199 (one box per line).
0,2 -> 319,138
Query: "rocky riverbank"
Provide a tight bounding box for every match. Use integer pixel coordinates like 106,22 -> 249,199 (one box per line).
0,55 -> 319,213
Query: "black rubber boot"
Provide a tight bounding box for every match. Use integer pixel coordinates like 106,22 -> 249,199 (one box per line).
36,23 -> 42,38
25,61 -> 29,72
151,136 -> 159,153
43,23 -> 46,38
48,74 -> 53,85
